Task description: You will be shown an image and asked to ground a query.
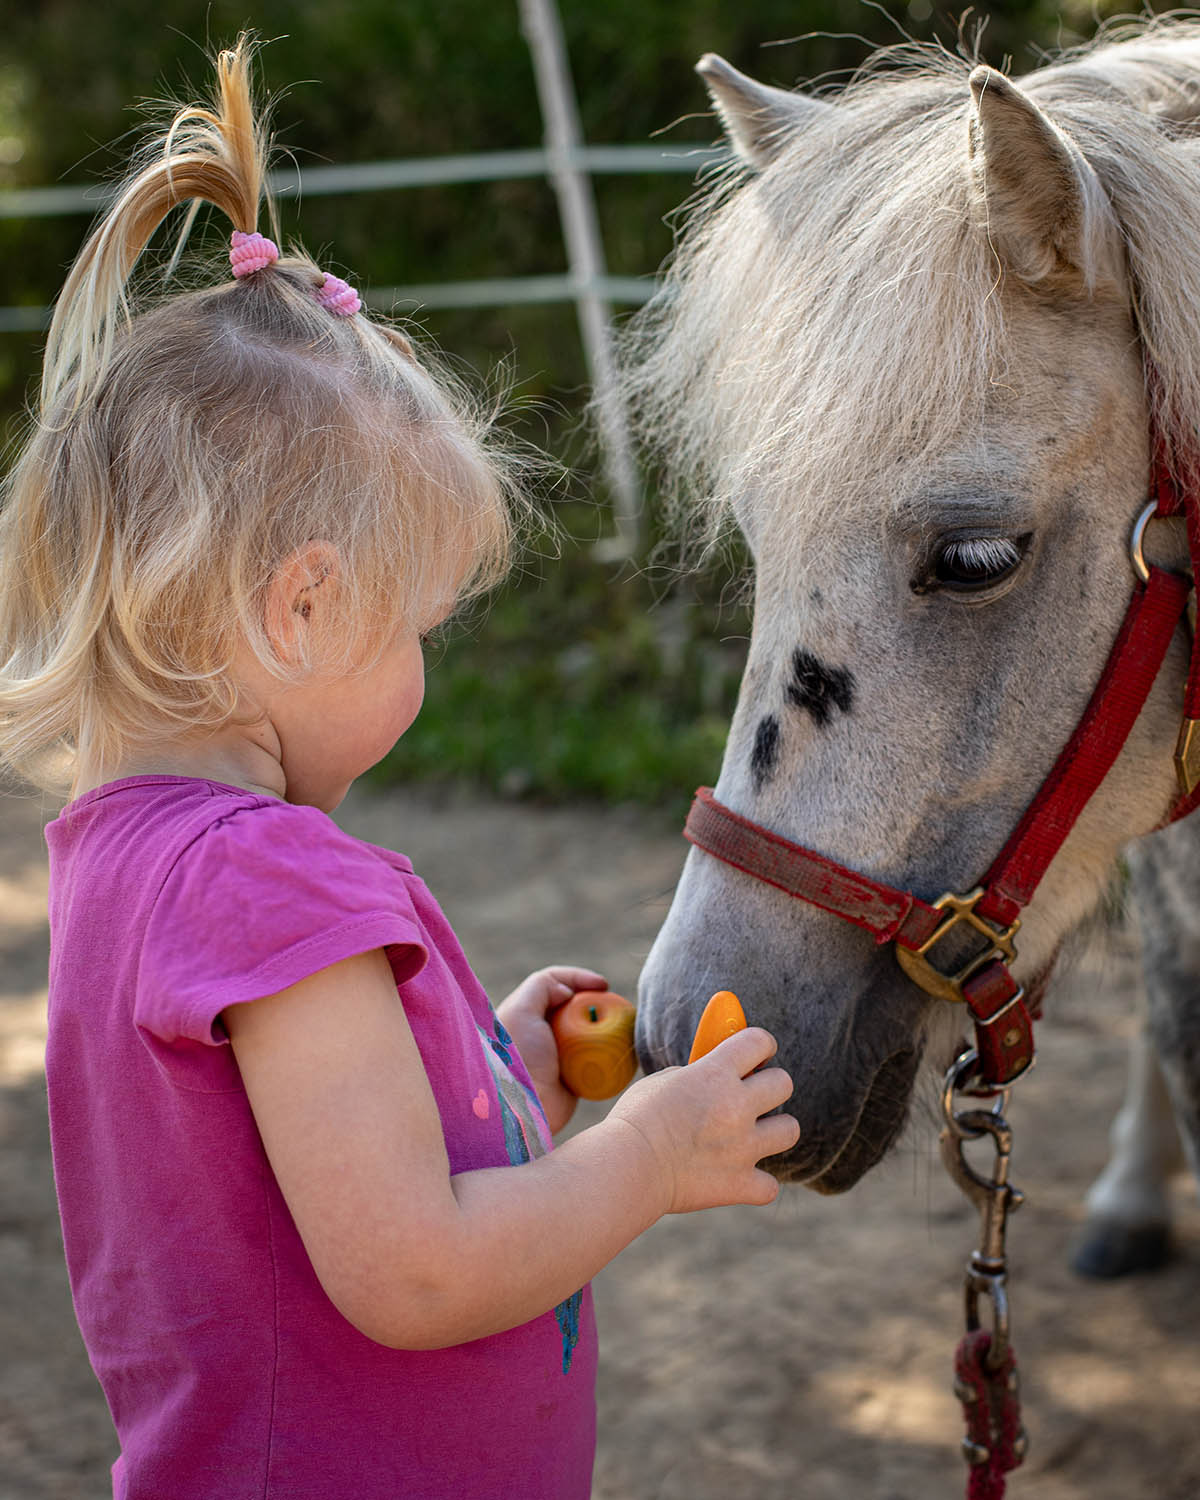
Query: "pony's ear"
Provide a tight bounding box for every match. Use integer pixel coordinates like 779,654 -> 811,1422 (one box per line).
967,66 -> 1123,296
697,54 -> 831,170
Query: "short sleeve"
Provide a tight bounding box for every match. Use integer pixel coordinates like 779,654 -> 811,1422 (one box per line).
136,800 -> 428,1048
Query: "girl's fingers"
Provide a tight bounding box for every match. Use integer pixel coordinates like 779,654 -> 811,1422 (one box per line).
747,1168 -> 782,1206
546,966 -> 608,992
754,1111 -> 802,1160
700,1026 -> 779,1075
742,1064 -> 796,1114
504,966 -> 610,1018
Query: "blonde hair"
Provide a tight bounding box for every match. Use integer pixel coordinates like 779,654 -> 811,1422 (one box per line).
622,18 -> 1200,568
0,36 -> 521,792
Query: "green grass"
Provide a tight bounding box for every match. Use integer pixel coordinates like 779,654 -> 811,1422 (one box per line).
375,518 -> 750,821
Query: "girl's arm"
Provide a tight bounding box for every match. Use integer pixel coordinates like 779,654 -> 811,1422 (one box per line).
224,948 -> 797,1351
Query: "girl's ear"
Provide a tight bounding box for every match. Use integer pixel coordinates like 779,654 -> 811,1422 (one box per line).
265,541 -> 343,662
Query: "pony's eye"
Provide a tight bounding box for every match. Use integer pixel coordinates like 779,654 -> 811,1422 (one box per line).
916,534 -> 1031,594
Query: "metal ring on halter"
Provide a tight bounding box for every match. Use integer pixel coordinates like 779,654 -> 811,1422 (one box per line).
1129,496 -> 1183,585
1129,500 -> 1158,584
941,1048 -> 1012,1124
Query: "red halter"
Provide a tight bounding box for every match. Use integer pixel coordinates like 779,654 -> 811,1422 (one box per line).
684,453 -> 1200,1089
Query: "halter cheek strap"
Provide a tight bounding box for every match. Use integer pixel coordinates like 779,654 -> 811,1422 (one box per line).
684,453 -> 1198,1089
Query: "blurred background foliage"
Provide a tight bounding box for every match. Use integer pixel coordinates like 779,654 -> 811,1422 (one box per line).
0,0 -> 1162,813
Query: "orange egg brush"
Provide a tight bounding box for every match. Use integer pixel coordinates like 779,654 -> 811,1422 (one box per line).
688,990 -> 747,1062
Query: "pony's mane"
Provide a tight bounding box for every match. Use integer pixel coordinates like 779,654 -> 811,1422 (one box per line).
623,16 -> 1200,561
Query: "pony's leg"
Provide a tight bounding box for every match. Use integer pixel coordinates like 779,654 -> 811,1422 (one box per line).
1072,1018 -> 1182,1276
1132,822 -> 1200,1183
1073,824 -> 1199,1277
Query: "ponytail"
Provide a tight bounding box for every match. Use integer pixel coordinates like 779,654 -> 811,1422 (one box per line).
41,36 -> 274,413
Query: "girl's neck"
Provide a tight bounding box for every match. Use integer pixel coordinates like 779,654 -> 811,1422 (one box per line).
71,723 -> 287,804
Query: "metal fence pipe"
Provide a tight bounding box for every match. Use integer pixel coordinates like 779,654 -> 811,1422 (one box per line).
0,145 -> 724,219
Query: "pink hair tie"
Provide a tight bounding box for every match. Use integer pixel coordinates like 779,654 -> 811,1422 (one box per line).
229,230 -> 279,278
316,272 -> 361,317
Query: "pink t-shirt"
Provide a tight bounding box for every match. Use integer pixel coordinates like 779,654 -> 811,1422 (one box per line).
44,776 -> 597,1499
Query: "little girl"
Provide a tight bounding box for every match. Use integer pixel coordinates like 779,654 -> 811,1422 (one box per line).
0,39 -> 798,1498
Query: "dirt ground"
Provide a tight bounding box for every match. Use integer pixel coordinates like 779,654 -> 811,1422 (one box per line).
2,783 -> 1198,1500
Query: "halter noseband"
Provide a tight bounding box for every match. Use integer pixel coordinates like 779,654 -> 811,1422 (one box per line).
684,450 -> 1200,1089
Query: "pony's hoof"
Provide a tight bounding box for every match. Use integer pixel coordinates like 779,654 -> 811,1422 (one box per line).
1070,1219 -> 1172,1278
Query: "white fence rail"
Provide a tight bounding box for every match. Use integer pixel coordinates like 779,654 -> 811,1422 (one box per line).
0,144 -> 723,221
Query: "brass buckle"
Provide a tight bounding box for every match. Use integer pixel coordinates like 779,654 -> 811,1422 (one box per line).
896,887 -> 1021,1006
1177,716 -> 1200,797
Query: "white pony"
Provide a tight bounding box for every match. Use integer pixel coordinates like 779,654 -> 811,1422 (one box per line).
627,19 -> 1200,1276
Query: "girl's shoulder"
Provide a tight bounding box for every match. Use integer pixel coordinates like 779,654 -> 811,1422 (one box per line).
48,774 -> 415,878
46,775 -> 428,982
47,775 -> 433,1052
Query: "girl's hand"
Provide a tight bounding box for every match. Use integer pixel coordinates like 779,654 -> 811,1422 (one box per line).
496,965 -> 608,1133
609,1027 -> 800,1213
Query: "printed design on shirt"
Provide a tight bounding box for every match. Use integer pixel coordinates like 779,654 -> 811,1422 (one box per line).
478,1018 -> 583,1375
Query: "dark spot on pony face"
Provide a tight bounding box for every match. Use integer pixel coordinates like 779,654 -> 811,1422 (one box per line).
786,648 -> 855,727
751,713 -> 781,789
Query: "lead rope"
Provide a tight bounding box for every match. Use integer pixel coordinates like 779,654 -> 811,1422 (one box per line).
941,1051 -> 1028,1498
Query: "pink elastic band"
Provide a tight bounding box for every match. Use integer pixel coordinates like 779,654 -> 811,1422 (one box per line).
316,272 -> 361,317
229,230 -> 279,277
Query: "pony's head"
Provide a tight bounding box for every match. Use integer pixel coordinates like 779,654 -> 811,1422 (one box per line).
629,26 -> 1200,1190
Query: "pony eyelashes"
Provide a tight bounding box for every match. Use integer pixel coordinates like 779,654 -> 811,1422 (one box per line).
228,231 -> 361,317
